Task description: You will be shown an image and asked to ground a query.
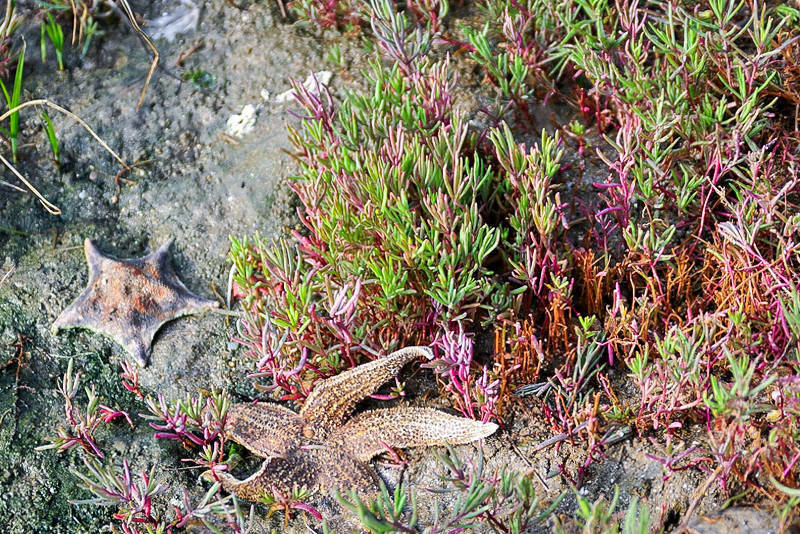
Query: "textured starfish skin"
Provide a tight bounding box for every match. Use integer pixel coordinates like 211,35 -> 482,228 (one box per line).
52,239 -> 218,366
215,346 -> 498,503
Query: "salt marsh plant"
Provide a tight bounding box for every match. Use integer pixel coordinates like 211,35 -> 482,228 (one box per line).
461,0 -> 800,519
337,446 -> 567,533
40,109 -> 59,166
39,359 -> 250,534
230,0 -> 800,528
229,1 -> 508,409
0,0 -> 21,78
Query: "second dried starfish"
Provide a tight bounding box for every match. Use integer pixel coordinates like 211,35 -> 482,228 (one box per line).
213,346 -> 498,502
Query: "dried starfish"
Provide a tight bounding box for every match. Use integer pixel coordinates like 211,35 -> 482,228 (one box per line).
213,346 -> 498,503
52,238 -> 218,366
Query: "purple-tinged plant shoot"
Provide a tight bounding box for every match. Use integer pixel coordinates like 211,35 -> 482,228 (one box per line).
143,389 -> 231,476
37,358 -> 132,458
72,457 -> 244,534
427,324 -> 500,423
257,486 -> 322,527
119,359 -> 144,400
71,458 -> 168,527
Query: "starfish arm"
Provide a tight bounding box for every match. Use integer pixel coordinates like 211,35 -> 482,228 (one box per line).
224,402 -> 306,458
51,293 -> 153,366
171,293 -> 220,316
143,239 -> 174,269
210,447 -> 381,505
332,407 -> 498,462
143,240 -> 219,315
210,457 -> 314,502
121,336 -> 151,367
51,300 -> 90,333
83,238 -> 111,277
300,346 -> 433,432
210,461 -> 273,503
51,239 -> 109,333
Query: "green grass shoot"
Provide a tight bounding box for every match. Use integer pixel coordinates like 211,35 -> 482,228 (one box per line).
0,45 -> 25,163
41,110 -> 59,167
44,13 -> 64,71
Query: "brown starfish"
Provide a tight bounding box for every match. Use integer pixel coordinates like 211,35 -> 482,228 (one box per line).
213,346 -> 498,503
52,238 -> 218,366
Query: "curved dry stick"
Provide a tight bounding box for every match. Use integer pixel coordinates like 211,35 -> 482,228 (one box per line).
0,152 -> 60,215
0,2 -> 18,37
117,0 -> 159,110
0,99 -> 128,168
69,0 -> 78,45
0,99 -> 130,214
0,180 -> 25,192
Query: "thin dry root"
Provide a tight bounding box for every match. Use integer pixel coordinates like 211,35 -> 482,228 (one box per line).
117,0 -> 159,110
0,99 -> 130,215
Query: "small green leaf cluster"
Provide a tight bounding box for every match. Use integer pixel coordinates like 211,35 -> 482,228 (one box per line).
335,446 -> 569,533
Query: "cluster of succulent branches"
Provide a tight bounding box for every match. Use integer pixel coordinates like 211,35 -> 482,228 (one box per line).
334,445 -> 563,534
36,358 -> 133,458
230,0 -> 512,414
425,323 -> 503,424
334,446 -> 655,534
469,0 -> 800,516
229,0 -> 800,524
230,0 -> 576,432
288,0 -> 449,33
38,358 -> 252,534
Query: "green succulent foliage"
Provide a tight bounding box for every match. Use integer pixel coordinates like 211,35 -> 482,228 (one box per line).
335,446 -> 566,533
555,487 -> 655,534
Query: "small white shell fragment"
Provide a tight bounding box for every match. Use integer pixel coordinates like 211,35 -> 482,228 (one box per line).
226,104 -> 257,137
275,71 -> 334,103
